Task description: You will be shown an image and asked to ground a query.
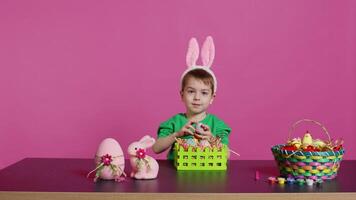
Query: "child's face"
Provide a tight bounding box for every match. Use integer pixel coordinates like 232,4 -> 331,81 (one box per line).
181,77 -> 215,115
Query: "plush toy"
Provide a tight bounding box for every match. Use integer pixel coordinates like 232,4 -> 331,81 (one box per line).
87,138 -> 126,182
127,135 -> 159,179
302,132 -> 313,147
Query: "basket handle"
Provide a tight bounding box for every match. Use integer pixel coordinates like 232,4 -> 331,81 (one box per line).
288,119 -> 331,142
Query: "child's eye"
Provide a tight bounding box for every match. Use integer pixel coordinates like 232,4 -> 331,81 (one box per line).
202,91 -> 209,95
187,90 -> 194,94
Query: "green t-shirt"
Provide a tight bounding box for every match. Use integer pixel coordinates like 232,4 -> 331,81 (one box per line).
157,113 -> 231,159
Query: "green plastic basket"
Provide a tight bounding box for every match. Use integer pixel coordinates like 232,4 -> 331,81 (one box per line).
173,142 -> 228,170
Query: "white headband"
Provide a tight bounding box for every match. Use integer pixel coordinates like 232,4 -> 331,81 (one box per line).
180,36 -> 217,93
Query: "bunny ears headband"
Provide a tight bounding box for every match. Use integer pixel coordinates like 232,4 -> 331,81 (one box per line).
181,36 -> 217,93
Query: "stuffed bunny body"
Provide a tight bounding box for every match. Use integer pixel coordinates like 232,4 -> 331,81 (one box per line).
127,135 -> 159,179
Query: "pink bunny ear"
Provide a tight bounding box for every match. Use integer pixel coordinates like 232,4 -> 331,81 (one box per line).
201,36 -> 215,67
139,135 -> 155,148
186,37 -> 199,67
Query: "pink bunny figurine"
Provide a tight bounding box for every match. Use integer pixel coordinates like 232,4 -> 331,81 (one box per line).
127,135 -> 159,179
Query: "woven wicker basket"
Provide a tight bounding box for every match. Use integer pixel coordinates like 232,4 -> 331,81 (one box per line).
271,119 -> 345,180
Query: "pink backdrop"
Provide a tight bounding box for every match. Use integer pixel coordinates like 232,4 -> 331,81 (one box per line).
1,0 -> 355,169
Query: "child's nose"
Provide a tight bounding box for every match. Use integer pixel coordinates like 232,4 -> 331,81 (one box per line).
194,93 -> 201,100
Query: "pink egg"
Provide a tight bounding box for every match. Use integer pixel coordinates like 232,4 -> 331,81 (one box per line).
95,138 -> 125,180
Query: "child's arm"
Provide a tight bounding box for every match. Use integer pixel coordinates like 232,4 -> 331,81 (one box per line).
152,132 -> 178,153
153,120 -> 196,154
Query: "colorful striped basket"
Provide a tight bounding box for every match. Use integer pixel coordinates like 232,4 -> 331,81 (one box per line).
271,119 -> 345,180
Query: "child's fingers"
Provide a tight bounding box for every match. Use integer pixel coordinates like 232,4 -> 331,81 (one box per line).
201,124 -> 210,131
200,132 -> 212,137
194,134 -> 209,140
198,130 -> 213,139
193,133 -> 203,139
201,135 -> 209,140
186,124 -> 195,131
195,128 -> 203,135
185,130 -> 194,135
201,135 -> 213,140
183,127 -> 194,135
184,125 -> 195,135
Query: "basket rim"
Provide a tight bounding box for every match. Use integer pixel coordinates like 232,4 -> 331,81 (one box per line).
271,144 -> 345,156
174,143 -> 228,151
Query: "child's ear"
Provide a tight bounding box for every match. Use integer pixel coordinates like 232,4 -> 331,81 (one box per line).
180,90 -> 184,98
210,93 -> 216,104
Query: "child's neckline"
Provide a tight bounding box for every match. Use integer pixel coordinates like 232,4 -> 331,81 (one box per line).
182,113 -> 209,122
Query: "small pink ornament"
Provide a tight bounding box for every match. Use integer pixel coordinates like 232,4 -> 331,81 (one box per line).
268,177 -> 277,184
255,171 -> 260,180
101,154 -> 113,166
136,148 -> 146,159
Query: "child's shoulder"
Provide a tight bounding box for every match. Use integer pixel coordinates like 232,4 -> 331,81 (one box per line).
206,113 -> 224,121
207,114 -> 231,129
205,114 -> 230,127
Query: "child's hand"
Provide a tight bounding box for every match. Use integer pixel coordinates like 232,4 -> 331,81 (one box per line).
175,120 -> 197,137
194,124 -> 213,140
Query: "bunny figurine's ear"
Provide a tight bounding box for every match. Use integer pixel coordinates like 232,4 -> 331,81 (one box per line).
139,135 -> 151,142
139,135 -> 155,148
201,36 -> 215,68
186,37 -> 199,67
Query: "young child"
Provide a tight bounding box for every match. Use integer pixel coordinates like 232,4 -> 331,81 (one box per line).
152,36 -> 231,159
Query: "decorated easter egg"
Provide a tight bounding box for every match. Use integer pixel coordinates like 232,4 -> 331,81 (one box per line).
186,138 -> 198,147
199,139 -> 211,148
95,138 -> 125,180
196,123 -> 204,134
